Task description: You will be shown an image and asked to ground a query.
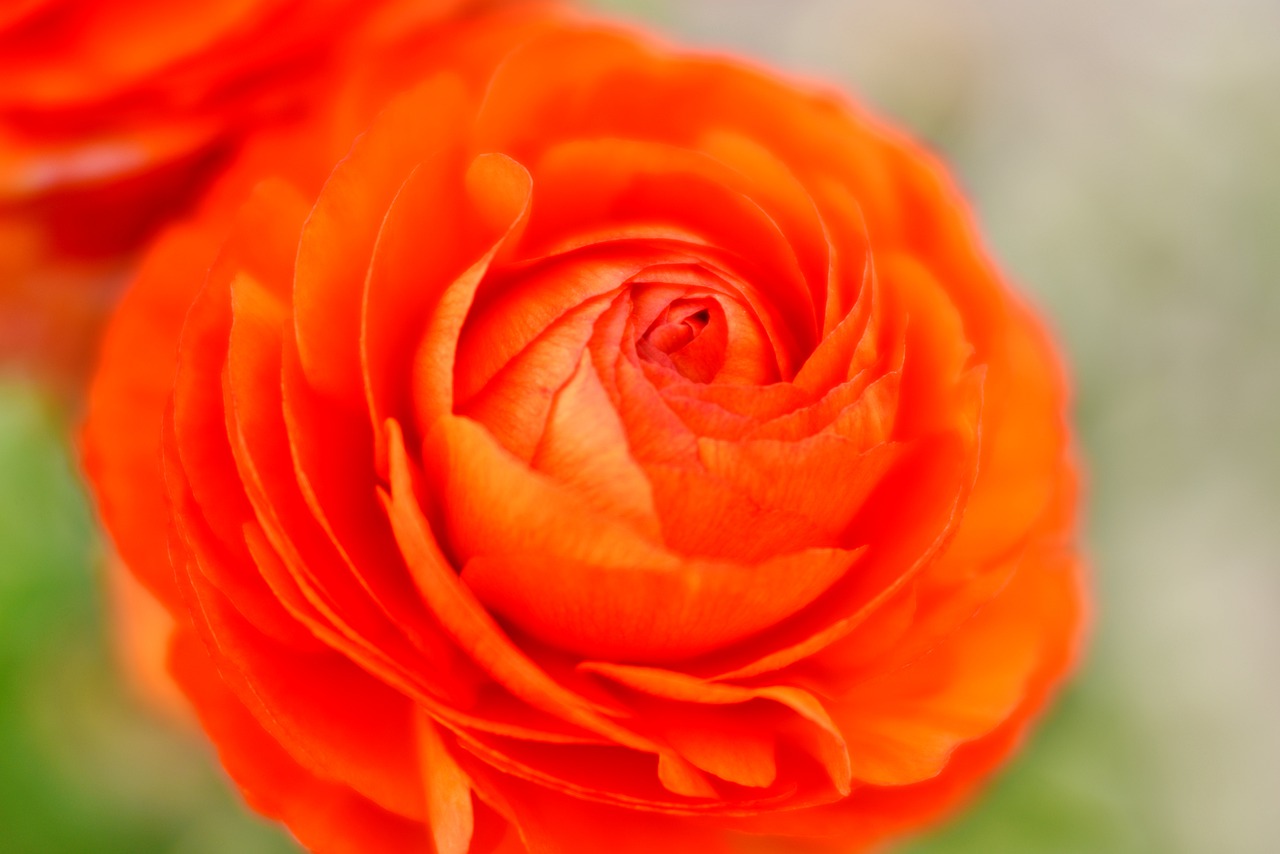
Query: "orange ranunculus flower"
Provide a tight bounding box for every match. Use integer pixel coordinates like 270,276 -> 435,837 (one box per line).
82,8 -> 1087,853
0,0 -> 512,259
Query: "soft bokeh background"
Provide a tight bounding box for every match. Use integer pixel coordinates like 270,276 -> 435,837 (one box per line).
2,0 -> 1277,851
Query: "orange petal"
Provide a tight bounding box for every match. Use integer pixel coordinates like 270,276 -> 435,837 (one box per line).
660,706 -> 778,789
728,550 -> 1087,850
579,662 -> 852,797
168,627 -> 431,854
526,137 -> 815,360
384,418 -> 655,752
461,292 -> 614,461
830,549 -> 1067,786
81,224 -> 220,610
410,153 -> 533,428
702,419 -> 979,681
417,711 -> 475,854
464,545 -> 863,664
227,275 -> 485,709
466,771 -> 735,854
294,75 -> 474,402
696,434 -> 905,541
530,351 -> 661,538
171,552 -> 429,822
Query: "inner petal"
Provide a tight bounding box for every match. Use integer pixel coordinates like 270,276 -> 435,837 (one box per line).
637,297 -> 723,383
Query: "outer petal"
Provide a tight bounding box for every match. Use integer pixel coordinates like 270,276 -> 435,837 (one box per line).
81,224 -> 221,608
169,628 -> 430,854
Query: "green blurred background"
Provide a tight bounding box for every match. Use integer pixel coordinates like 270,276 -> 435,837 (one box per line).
2,0 -> 1277,851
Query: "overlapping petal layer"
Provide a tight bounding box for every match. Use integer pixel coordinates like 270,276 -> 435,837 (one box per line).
0,0 -> 501,258
83,9 -> 1087,853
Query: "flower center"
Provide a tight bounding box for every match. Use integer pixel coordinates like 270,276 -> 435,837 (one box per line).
637,297 -> 722,382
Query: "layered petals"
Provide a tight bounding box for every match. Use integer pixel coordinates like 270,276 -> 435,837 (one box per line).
0,0 -> 512,259
83,9 -> 1087,854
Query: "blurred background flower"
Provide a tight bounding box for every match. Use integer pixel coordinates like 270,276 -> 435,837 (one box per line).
0,0 -> 1277,851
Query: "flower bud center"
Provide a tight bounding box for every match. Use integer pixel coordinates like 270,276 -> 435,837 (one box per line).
637,297 -> 721,382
